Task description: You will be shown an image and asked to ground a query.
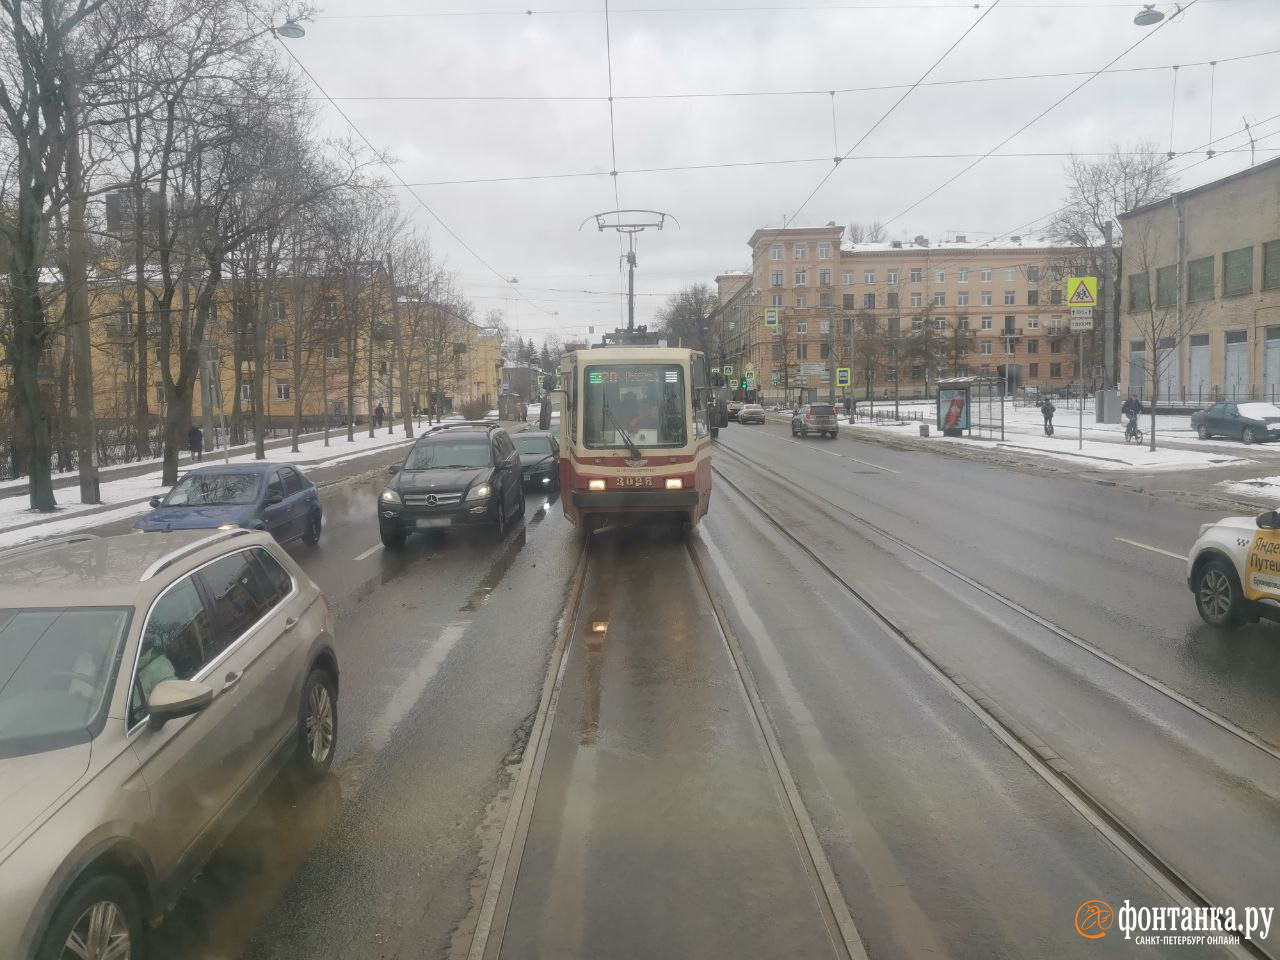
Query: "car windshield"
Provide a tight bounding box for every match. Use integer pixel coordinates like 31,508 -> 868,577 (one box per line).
165,472 -> 261,506
583,364 -> 686,449
0,607 -> 131,756
404,440 -> 492,470
1237,403 -> 1280,420
513,435 -> 553,456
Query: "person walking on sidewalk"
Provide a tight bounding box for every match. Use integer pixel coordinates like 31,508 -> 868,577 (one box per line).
1039,397 -> 1056,436
187,424 -> 203,461
374,402 -> 385,428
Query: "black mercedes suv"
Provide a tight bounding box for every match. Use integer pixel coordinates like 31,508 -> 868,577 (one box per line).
377,423 -> 524,548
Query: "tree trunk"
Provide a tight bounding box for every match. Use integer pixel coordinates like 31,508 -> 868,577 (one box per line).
132,167 -> 151,461
346,274 -> 357,442
253,251 -> 273,460
292,265 -> 304,453
12,297 -> 56,509
65,78 -> 100,502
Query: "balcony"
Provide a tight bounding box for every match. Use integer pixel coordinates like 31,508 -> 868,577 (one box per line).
999,328 -> 1023,338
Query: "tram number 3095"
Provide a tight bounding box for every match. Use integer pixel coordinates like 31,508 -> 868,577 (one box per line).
616,476 -> 654,488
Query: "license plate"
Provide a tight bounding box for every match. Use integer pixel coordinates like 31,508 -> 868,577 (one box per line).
615,476 -> 653,488
416,517 -> 451,528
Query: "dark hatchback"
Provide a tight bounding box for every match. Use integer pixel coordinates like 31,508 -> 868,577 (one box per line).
513,431 -> 560,490
135,462 -> 322,545
1190,401 -> 1280,444
377,423 -> 525,548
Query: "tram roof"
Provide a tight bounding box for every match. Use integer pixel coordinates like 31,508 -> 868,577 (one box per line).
563,345 -> 699,364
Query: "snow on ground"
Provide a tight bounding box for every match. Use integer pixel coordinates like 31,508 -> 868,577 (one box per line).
0,427 -> 421,549
1220,477 -> 1280,503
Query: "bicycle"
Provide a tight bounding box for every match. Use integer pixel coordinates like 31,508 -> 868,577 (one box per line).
1124,416 -> 1143,444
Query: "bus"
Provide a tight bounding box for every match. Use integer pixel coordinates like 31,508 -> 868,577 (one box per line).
555,331 -> 714,534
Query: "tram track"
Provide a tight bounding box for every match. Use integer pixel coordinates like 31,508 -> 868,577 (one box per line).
710,446 -> 1275,960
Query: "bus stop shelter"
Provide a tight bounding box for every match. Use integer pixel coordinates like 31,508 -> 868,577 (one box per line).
936,376 -> 1005,440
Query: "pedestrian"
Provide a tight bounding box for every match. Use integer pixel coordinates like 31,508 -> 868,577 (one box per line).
187,424 -> 203,462
1040,397 -> 1056,436
374,402 -> 385,428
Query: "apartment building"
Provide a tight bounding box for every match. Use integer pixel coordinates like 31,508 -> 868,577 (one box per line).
1118,156 -> 1280,405
717,225 -> 1082,401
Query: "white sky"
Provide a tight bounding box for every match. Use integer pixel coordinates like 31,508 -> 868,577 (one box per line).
285,0 -> 1280,343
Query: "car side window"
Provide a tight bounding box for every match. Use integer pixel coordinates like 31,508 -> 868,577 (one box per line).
196,550 -> 283,648
1226,404 -> 1239,416
129,577 -> 216,726
253,547 -> 293,598
267,471 -> 285,501
280,468 -> 300,497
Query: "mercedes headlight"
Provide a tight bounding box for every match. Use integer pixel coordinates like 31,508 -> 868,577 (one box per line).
380,488 -> 402,505
466,483 -> 491,501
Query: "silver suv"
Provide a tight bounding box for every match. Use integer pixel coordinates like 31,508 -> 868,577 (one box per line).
0,529 -> 338,960
791,403 -> 839,439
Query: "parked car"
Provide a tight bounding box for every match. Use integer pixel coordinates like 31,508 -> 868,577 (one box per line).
514,430 -> 560,490
737,403 -> 766,424
0,529 -> 338,960
1187,508 -> 1280,627
791,403 -> 839,438
727,400 -> 744,421
136,463 -> 322,545
377,422 -> 525,548
1190,401 -> 1280,444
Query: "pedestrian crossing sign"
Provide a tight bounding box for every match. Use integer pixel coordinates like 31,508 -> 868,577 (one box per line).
1066,276 -> 1097,307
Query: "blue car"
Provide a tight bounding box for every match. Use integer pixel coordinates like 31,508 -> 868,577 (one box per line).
136,462 -> 323,545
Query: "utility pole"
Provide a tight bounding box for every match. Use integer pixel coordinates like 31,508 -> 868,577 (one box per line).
582,210 -> 677,334
625,248 -> 637,331
1098,219 -> 1118,423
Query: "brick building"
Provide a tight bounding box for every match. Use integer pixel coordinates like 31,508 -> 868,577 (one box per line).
1119,156 -> 1280,405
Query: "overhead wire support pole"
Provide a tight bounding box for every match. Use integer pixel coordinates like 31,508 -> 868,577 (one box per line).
580,209 -> 679,334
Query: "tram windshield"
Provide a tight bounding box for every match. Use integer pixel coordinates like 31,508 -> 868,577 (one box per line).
583,364 -> 686,449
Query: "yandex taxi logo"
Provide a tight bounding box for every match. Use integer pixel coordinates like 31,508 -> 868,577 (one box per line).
1076,901 -> 1114,939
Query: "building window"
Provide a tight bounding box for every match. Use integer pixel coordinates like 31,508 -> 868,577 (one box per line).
820,318 -> 831,335
910,292 -> 922,308
1050,339 -> 1062,354
794,244 -> 807,259
1026,290 -> 1039,306
772,270 -> 784,287
772,342 -> 784,361
1004,290 -> 1016,305
980,268 -> 992,282
957,316 -> 970,329
1004,267 -> 1017,282
1026,265 -> 1039,283
980,316 -> 993,330
887,269 -> 899,284
1050,288 -> 1062,305
820,342 -> 831,359
796,319 -> 807,334
269,300 -> 283,322
842,294 -> 855,310
1029,362 -> 1039,377
324,298 -> 339,320
1027,339 -> 1038,354
155,383 -> 164,405
819,269 -> 832,285
1128,273 -> 1151,311
1027,315 -> 1039,329
957,291 -> 969,306
796,294 -> 807,308
935,268 -> 945,284
981,291 -> 993,306
1050,362 -> 1062,378
863,293 -> 876,309
794,268 -> 807,285
886,292 -> 899,309
1223,246 -> 1253,296
121,343 -> 134,364
240,379 -> 253,402
934,318 -> 946,331
910,267 -> 923,283
797,342 -> 808,360
819,292 -> 832,308
818,242 -> 831,259
1004,341 -> 1015,356
771,244 -> 783,261
1050,315 -> 1063,330
957,268 -> 968,283
203,304 -> 217,326
842,271 -> 854,285
980,341 -> 992,355
378,359 -> 389,375
911,315 -> 923,329
276,380 -> 291,401
1264,240 -> 1280,290
325,342 -> 340,361
864,269 -> 876,284
1003,316 -> 1017,332
772,293 -> 784,307
273,339 -> 287,362
933,292 -> 945,306
1155,265 -> 1177,308
1187,256 -> 1214,302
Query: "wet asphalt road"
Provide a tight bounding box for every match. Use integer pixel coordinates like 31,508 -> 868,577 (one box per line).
121,419 -> 1280,958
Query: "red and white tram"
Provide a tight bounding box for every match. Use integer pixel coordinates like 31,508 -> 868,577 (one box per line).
555,333 -> 713,532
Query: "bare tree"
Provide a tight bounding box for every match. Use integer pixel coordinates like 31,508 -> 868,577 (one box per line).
656,283 -> 719,353
847,221 -> 886,244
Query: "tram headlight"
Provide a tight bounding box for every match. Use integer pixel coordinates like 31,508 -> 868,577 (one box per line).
588,479 -> 606,491
665,478 -> 683,490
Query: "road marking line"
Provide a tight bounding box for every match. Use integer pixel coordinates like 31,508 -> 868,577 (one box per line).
772,434 -> 900,474
1114,537 -> 1187,562
352,543 -> 382,562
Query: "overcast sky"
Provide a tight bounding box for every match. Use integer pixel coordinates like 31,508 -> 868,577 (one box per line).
287,0 -> 1280,343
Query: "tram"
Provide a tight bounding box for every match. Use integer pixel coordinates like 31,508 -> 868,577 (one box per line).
554,328 -> 714,532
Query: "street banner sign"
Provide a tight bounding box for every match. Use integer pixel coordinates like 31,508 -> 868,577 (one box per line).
1066,276 -> 1097,307
836,367 -> 851,387
764,307 -> 780,328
